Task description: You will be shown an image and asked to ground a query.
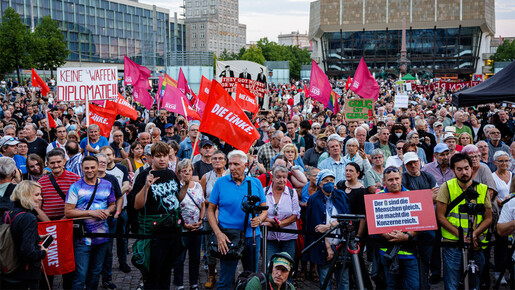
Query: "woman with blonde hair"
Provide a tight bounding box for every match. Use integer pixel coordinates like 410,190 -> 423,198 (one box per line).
458,132 -> 473,147
67,130 -> 80,143
1,180 -> 48,289
281,143 -> 306,171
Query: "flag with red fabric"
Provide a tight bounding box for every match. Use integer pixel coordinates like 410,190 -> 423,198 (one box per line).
178,68 -> 197,106
124,56 -> 153,109
199,81 -> 260,152
350,58 -> 379,100
308,60 -> 332,107
89,103 -> 117,138
46,110 -> 57,129
198,76 -> 212,103
104,94 -> 137,120
37,219 -> 75,275
345,76 -> 352,90
31,68 -> 50,96
235,83 -> 259,117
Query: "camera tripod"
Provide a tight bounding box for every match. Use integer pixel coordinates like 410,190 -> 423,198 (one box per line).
303,214 -> 372,290
458,210 -> 485,290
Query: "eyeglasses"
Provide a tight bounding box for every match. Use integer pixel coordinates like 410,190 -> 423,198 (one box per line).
490,132 -> 500,135
212,157 -> 225,161
469,155 -> 480,159
99,161 -> 107,165
396,147 -> 403,150
496,160 -> 510,163
384,166 -> 400,174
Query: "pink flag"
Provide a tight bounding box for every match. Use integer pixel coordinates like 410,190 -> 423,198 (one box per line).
133,86 -> 153,110
308,60 -> 332,107
350,58 -> 379,100
195,98 -> 206,118
124,55 -> 151,86
162,85 -> 188,118
178,68 -> 196,106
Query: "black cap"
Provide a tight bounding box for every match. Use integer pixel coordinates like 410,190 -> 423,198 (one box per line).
200,139 -> 214,148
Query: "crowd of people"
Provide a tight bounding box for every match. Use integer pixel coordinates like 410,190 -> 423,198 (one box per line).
0,76 -> 515,290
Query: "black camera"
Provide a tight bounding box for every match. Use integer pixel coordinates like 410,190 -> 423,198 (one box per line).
459,203 -> 486,216
242,195 -> 269,215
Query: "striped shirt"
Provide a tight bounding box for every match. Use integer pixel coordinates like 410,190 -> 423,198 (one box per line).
40,170 -> 80,220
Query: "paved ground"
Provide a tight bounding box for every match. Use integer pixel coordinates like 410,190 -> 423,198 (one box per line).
51,239 -> 512,289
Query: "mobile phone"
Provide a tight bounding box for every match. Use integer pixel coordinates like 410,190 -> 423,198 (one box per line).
274,217 -> 280,225
42,235 -> 54,248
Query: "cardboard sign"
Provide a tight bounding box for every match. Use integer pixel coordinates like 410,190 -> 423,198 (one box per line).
343,98 -> 375,121
57,67 -> 118,101
364,190 -> 437,235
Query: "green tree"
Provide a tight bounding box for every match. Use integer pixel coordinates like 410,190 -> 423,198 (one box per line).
240,45 -> 265,65
0,7 -> 33,81
33,16 -> 69,78
218,49 -> 238,61
490,40 -> 515,62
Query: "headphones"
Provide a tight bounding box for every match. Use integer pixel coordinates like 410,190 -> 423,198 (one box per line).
267,252 -> 295,278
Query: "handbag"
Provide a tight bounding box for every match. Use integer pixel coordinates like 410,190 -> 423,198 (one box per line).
208,227 -> 244,260
207,180 -> 253,260
73,178 -> 99,237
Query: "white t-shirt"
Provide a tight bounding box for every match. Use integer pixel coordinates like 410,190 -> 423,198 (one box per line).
492,172 -> 513,201
498,197 -> 515,260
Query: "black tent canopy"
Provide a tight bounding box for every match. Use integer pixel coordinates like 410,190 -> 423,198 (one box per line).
452,60 -> 515,107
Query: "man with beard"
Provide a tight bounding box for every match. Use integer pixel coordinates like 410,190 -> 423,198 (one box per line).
303,134 -> 327,168
436,153 -> 492,290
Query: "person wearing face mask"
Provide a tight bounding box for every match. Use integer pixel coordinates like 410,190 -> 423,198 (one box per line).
305,169 -> 351,290
389,123 -> 407,145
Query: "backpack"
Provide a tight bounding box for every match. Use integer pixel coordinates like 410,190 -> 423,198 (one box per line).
0,210 -> 25,274
235,271 -> 269,290
265,185 -> 295,200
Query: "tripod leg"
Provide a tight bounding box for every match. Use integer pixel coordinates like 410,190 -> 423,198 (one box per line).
351,252 -> 365,290
321,243 -> 347,290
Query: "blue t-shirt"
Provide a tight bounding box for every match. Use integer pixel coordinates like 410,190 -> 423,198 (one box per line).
66,178 -> 116,245
209,175 -> 266,238
301,181 -> 311,203
79,136 -> 109,156
13,155 -> 26,174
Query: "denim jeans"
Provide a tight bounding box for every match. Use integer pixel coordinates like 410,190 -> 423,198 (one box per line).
174,234 -> 202,287
380,255 -> 420,290
101,216 -> 118,282
116,210 -> 129,265
417,231 -> 435,289
72,241 -> 108,290
217,235 -> 262,289
442,246 -> 484,290
317,261 -> 348,290
266,239 -> 296,266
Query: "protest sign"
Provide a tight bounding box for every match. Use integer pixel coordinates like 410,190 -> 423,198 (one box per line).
364,190 -> 437,235
394,94 -> 409,108
343,98 -> 375,121
216,60 -> 268,98
38,219 -> 75,275
57,67 -> 118,102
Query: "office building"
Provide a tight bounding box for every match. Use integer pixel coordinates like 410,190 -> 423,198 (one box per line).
278,31 -> 310,49
309,0 -> 495,77
184,0 -> 246,56
2,0 -> 186,68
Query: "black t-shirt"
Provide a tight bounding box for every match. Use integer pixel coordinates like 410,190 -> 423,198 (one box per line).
402,171 -> 437,190
27,137 -> 49,159
193,160 -> 213,179
103,173 -> 123,199
336,182 -> 367,215
131,167 -> 181,215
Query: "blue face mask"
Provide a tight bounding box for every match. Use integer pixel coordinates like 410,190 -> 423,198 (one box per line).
322,182 -> 335,193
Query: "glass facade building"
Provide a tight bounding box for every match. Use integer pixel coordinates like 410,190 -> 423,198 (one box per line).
1,0 -> 186,66
322,27 -> 482,76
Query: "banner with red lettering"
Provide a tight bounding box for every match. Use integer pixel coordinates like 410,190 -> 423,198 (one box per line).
215,60 -> 268,98
37,219 -> 75,275
89,103 -> 117,138
56,67 -> 118,102
235,83 -> 259,117
199,81 -> 260,152
411,80 -> 482,92
364,190 -> 437,235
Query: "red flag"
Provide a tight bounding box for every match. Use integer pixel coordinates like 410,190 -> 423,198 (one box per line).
124,56 -> 153,109
104,94 -> 137,120
199,81 -> 260,152
178,68 -> 197,106
89,103 -> 117,138
198,76 -> 212,103
308,60 -> 332,107
345,76 -> 352,90
303,83 -> 309,96
31,68 -> 50,96
38,219 -> 75,275
46,110 -> 57,129
350,58 -> 379,100
235,83 -> 259,117
184,101 -> 201,121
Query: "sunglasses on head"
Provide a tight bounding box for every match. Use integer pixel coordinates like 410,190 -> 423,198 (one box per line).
384,166 -> 400,174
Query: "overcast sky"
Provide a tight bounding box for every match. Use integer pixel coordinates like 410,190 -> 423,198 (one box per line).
142,0 -> 515,42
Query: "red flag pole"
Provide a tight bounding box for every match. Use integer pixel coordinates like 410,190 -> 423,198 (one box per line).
189,131 -> 200,163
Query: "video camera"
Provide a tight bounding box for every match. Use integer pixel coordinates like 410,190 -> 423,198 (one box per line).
459,203 -> 486,216
241,195 -> 269,215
